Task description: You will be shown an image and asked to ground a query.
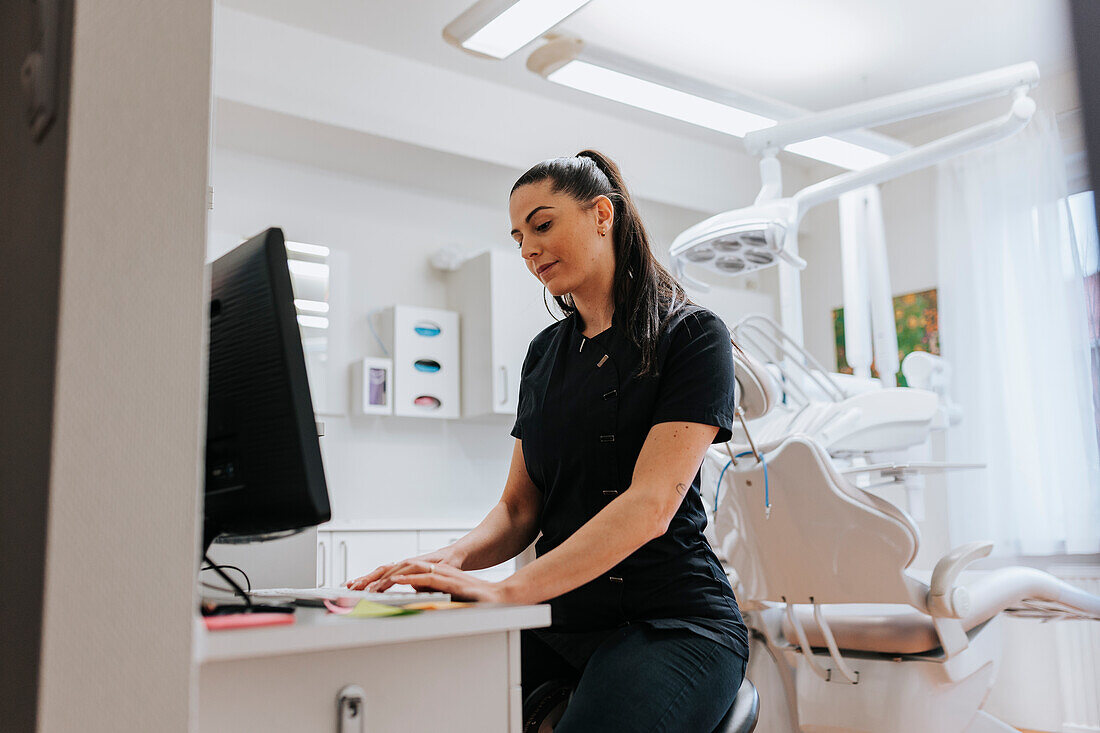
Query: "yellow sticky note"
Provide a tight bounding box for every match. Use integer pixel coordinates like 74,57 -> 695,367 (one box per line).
404,601 -> 473,611
345,600 -> 421,618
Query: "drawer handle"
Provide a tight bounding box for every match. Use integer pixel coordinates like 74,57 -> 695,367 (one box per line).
339,540 -> 349,585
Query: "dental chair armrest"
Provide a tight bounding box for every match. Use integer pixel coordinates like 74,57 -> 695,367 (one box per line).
927,541 -> 993,618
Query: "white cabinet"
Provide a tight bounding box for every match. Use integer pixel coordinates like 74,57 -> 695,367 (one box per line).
318,528 -> 516,587
448,249 -> 552,417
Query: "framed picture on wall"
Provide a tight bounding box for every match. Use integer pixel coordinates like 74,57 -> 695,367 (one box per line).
833,288 -> 940,386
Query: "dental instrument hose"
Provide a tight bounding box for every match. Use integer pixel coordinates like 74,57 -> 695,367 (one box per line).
714,452 -> 770,518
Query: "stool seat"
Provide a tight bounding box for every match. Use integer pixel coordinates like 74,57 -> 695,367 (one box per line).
521,677 -> 759,732
713,678 -> 759,733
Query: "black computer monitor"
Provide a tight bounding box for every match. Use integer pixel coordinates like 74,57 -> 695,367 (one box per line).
202,227 -> 331,554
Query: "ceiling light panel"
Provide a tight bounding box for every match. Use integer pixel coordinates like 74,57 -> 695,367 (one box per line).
549,60 -> 776,137
528,39 -> 906,170
445,0 -> 592,59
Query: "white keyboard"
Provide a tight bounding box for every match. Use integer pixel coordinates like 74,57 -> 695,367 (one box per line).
252,587 -> 451,605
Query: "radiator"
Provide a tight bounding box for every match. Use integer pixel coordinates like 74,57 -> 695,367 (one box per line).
1051,566 -> 1100,733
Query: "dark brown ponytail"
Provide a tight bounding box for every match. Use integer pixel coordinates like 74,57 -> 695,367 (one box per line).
511,149 -> 692,377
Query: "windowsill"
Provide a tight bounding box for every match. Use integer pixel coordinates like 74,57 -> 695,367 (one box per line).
972,552 -> 1100,572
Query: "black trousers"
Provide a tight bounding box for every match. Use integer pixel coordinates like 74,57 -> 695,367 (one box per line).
522,624 -> 746,733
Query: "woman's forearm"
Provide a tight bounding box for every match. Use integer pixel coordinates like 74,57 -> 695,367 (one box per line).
500,491 -> 663,604
450,499 -> 539,571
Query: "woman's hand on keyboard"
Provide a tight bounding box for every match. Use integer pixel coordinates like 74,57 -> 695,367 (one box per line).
346,549 -> 463,592
387,563 -> 512,603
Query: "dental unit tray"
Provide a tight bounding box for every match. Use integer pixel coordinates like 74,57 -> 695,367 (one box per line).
839,462 -> 986,490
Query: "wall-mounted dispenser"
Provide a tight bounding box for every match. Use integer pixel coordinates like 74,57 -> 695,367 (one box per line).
376,305 -> 460,418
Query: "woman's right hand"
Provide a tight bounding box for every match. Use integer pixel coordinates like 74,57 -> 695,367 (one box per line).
345,547 -> 464,592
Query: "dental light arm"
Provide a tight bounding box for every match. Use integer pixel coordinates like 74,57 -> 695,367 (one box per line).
790,92 -> 1036,212
671,62 -> 1040,310
742,62 -> 1039,157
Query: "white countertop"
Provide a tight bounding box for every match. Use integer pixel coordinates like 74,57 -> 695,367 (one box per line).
195,603 -> 550,664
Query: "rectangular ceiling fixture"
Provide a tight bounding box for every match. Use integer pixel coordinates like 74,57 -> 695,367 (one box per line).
548,60 -> 776,138
527,39 -> 902,170
444,0 -> 592,60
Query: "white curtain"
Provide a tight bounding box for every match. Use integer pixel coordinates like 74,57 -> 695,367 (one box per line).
936,111 -> 1100,555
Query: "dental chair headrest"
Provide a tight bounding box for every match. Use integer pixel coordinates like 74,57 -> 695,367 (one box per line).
731,341 -> 781,420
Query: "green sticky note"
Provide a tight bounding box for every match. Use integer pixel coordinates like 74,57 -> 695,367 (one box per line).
345,600 -> 422,618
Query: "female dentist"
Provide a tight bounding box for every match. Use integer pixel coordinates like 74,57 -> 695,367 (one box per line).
348,150 -> 747,732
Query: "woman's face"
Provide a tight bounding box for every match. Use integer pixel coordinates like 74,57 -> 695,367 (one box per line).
509,180 -> 615,298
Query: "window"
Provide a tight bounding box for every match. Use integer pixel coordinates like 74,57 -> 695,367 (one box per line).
1067,190 -> 1100,456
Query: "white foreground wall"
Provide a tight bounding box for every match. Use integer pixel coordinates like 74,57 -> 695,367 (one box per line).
35,1 -> 212,730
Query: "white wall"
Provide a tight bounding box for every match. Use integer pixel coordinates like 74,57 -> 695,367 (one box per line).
209,146 -> 770,526
37,2 -> 211,731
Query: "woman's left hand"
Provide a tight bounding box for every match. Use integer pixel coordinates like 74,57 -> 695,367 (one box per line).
393,563 -> 515,603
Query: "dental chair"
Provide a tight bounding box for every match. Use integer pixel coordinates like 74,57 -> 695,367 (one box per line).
705,346 -> 1100,733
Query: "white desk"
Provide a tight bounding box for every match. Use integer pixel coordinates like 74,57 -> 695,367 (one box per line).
195,604 -> 551,732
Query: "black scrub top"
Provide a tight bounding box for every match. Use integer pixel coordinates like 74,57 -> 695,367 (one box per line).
511,304 -> 749,661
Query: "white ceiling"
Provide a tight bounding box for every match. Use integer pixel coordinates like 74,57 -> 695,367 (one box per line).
220,0 -> 1078,147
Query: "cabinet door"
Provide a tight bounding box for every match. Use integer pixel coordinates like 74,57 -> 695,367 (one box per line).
490,252 -> 552,415
316,531 -> 331,587
417,529 -> 467,555
332,531 -> 419,587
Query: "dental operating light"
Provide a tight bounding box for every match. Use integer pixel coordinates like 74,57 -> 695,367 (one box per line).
526,38 -> 908,170
444,0 -> 593,59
